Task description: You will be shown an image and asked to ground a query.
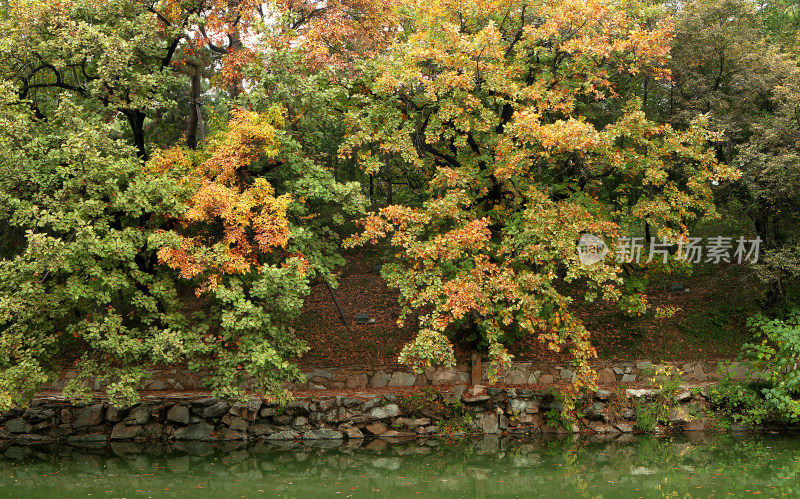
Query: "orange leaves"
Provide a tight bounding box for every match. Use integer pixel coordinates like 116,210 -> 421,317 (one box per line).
415,219 -> 492,261
524,0 -> 674,77
439,256 -> 515,323
218,48 -> 259,91
196,0 -> 263,35
345,204 -> 430,249
250,180 -> 292,251
182,178 -> 291,250
148,107 -> 295,294
442,279 -> 482,320
202,108 -> 283,184
149,0 -> 264,95
271,0 -> 398,74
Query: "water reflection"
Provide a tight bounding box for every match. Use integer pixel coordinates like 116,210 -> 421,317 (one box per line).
2,434 -> 800,498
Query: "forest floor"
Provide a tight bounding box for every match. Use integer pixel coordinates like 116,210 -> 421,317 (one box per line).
293,249 -> 762,368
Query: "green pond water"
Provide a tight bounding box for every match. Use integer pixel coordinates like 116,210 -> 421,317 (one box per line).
1,433 -> 800,498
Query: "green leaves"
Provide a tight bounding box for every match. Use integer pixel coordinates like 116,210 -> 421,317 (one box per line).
0,94 -> 318,408
398,329 -> 457,374
0,0 -> 176,109
0,0 -> 373,411
743,310 -> 800,422
669,0 -> 800,306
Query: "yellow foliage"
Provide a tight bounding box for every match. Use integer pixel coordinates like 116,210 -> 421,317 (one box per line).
148,107 -> 295,293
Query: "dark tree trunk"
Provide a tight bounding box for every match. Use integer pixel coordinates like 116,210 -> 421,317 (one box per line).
643,77 -> 648,110
124,109 -> 148,160
186,73 -> 202,150
754,204 -> 769,250
384,155 -> 393,205
227,32 -> 244,99
753,199 -> 783,306
369,173 -> 374,203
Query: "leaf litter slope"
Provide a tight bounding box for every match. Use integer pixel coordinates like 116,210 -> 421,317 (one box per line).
294,253 -> 758,367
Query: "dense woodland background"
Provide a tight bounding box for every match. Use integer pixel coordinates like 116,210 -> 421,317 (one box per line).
2,0 -> 800,413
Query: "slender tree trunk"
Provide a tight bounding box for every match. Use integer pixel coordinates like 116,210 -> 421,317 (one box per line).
384,155 -> 393,205
187,73 -> 201,150
725,136 -> 733,164
644,184 -> 655,244
643,77 -> 648,110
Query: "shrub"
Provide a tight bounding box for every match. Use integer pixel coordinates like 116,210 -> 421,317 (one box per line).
743,309 -> 800,421
634,401 -> 666,432
706,376 -> 770,427
634,363 -> 685,432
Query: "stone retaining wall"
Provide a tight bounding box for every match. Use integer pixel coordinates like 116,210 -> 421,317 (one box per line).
0,382 -> 759,444
40,360 -> 743,393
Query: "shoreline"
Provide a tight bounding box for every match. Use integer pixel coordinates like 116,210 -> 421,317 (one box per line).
1,377 -> 793,444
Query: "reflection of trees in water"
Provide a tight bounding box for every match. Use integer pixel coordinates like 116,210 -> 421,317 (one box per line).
1,435 -> 800,497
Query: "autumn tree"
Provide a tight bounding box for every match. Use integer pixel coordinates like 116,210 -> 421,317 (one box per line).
343,0 -> 736,389
144,100 -> 366,402
0,82 -> 365,411
270,0 -> 398,72
0,0 -> 369,409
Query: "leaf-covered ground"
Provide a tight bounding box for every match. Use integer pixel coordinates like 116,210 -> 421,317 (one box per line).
293,251 -> 419,367
294,253 -> 760,367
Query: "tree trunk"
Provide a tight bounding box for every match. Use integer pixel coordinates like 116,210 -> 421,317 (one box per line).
369,173 -> 374,203
753,199 -> 769,250
186,73 -> 201,150
124,109 -> 148,160
384,155 -> 393,205
643,76 -> 648,110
